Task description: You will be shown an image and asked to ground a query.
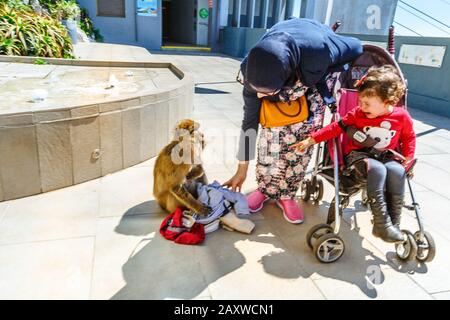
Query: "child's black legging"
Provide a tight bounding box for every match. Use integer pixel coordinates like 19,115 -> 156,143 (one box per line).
366,159 -> 406,195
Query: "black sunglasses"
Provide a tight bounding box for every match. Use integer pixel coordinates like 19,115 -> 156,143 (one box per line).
236,69 -> 280,95
236,69 -> 302,95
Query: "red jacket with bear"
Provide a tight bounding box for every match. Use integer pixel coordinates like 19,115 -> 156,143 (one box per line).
310,106 -> 416,159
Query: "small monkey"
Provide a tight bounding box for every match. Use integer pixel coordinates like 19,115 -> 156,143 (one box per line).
153,119 -> 210,216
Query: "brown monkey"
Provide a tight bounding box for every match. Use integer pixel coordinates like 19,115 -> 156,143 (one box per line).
153,119 -> 210,216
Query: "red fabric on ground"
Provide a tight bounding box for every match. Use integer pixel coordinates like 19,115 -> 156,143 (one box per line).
159,207 -> 205,245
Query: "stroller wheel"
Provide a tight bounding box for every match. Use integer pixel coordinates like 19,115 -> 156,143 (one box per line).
313,233 -> 345,263
306,223 -> 333,249
414,231 -> 436,263
395,230 -> 418,262
301,179 -> 311,201
311,178 -> 324,203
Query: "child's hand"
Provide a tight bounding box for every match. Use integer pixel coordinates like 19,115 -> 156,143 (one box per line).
290,137 -> 316,153
402,157 -> 413,169
402,156 -> 412,164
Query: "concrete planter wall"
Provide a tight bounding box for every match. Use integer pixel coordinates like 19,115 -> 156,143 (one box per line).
0,56 -> 194,202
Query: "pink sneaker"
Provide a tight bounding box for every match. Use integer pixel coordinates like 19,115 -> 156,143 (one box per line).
276,199 -> 304,224
247,189 -> 269,213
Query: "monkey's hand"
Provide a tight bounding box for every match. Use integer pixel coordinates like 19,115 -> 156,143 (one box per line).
197,205 -> 211,217
186,165 -> 205,180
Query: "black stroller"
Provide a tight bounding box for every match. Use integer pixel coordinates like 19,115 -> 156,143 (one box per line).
301,26 -> 436,264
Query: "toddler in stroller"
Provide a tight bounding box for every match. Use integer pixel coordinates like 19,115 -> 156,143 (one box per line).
293,65 -> 414,244
287,26 -> 435,264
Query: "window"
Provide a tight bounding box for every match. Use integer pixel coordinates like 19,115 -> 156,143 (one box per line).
399,45 -> 446,68
97,0 -> 126,17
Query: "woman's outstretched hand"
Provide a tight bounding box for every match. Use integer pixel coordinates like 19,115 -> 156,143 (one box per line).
222,162 -> 249,192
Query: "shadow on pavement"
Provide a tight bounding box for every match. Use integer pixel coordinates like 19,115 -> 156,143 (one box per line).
194,87 -> 230,95
110,196 -> 428,299
111,200 -> 248,299
353,199 -> 430,276
257,200 -> 388,298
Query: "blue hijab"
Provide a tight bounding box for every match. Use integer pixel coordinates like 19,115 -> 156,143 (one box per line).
242,18 -> 363,92
243,32 -> 300,92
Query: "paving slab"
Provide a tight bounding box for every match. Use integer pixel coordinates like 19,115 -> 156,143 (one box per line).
0,180 -> 99,245
418,154 -> 450,175
91,214 -> 164,299
98,165 -> 159,218
415,135 -> 450,155
106,215 -> 210,300
261,201 -> 401,298
0,237 -> 94,300
412,162 -> 450,199
0,202 -> 7,223
201,226 -> 325,300
400,190 -> 450,241
341,201 -> 450,295
133,157 -> 156,168
432,291 -> 450,300
396,228 -> 450,294
313,268 -> 432,300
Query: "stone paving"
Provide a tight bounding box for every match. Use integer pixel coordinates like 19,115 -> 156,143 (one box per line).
0,44 -> 449,299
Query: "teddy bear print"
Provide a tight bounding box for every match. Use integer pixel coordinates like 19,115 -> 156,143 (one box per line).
363,121 -> 396,149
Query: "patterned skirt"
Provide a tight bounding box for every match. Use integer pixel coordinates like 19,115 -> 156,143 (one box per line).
256,78 -> 336,200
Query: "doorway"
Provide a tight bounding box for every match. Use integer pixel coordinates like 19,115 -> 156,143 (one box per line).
162,0 -> 171,43
161,0 -> 210,49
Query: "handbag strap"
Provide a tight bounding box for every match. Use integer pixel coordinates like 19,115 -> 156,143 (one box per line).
274,100 -> 302,118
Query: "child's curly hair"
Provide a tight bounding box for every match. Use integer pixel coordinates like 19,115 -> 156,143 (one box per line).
356,65 -> 406,106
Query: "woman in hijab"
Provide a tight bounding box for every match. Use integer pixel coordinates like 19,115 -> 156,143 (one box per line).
223,18 -> 363,224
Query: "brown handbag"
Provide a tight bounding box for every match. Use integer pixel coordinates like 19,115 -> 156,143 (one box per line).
260,95 -> 309,128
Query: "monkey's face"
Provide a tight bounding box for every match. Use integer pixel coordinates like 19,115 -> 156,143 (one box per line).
191,125 -> 206,153
176,119 -> 198,133
174,119 -> 206,150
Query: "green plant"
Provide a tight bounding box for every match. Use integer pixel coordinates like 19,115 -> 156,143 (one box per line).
39,2 -> 103,41
0,2 -> 74,58
39,0 -> 59,6
37,0 -> 79,21
79,7 -> 103,42
1,0 -> 30,10
38,0 -> 58,14
54,0 -> 80,21
34,57 -> 47,64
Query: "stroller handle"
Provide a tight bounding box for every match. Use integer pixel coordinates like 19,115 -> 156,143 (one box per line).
332,21 -> 342,32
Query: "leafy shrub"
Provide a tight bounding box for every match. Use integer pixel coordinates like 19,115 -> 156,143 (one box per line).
34,57 -> 47,64
80,7 -> 103,42
40,1 -> 103,42
3,0 -> 29,10
53,0 -> 80,21
0,1 -> 74,58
